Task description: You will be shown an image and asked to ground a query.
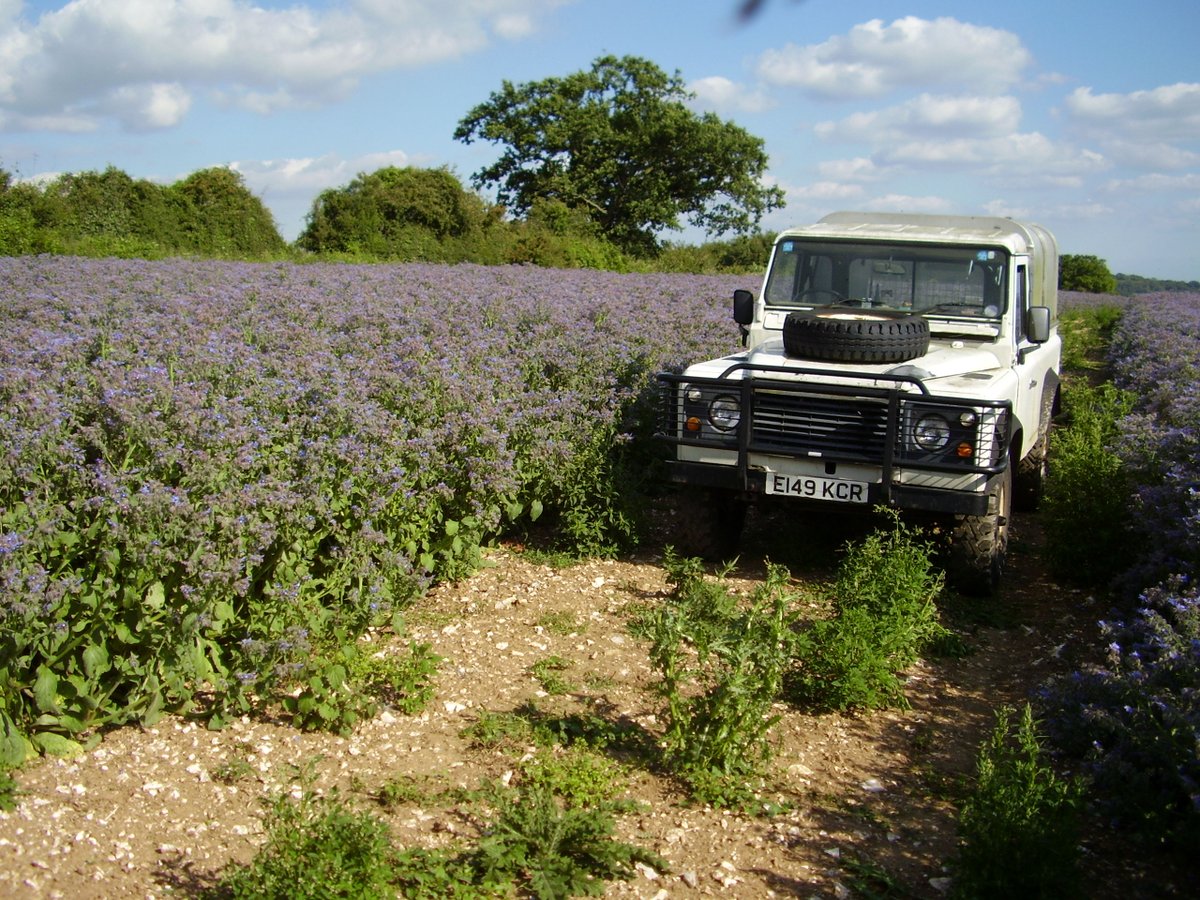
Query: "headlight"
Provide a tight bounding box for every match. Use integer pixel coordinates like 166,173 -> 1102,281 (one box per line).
708,396 -> 741,431
913,413 -> 951,451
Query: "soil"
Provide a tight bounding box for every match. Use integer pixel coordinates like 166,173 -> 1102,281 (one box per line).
0,500 -> 1185,899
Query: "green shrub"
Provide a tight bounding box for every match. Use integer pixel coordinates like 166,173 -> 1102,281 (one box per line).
789,510 -> 946,711
1041,383 -> 1139,583
952,705 -> 1083,899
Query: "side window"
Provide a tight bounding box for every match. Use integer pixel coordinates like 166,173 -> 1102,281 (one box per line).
1015,264 -> 1028,341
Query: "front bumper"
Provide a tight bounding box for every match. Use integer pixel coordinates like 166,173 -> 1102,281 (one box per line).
664,459 -> 993,516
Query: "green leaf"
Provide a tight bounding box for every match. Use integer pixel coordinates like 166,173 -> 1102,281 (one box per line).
530,499 -> 544,522
32,732 -> 83,758
33,667 -> 60,714
325,664 -> 347,690
0,714 -> 35,767
444,519 -> 459,537
82,643 -> 110,679
143,580 -> 166,610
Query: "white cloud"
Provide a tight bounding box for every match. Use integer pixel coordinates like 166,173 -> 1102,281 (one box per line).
865,194 -> 953,214
688,76 -> 774,114
0,0 -> 570,131
1064,83 -> 1200,141
877,131 -> 1108,180
1102,171 -> 1200,194
1096,139 -> 1200,171
231,149 -> 414,197
757,17 -> 1031,100
104,82 -> 192,131
815,94 -> 1022,143
816,156 -> 888,182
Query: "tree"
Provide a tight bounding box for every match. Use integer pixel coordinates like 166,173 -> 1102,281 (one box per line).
1059,254 -> 1117,294
454,55 -> 785,256
298,166 -> 494,258
171,167 -> 284,256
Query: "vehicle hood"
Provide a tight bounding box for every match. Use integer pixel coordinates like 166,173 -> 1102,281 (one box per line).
688,338 -> 1004,387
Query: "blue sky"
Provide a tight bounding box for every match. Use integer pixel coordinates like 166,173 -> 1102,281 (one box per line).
2,0 -> 1198,279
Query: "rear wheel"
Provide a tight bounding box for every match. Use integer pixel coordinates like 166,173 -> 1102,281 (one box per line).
672,488 -> 747,562
947,465 -> 1011,596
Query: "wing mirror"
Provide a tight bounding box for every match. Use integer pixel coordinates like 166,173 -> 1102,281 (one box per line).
733,289 -> 754,325
1027,306 -> 1051,343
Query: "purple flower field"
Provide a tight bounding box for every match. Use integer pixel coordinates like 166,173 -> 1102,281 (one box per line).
1041,290 -> 1200,848
1110,292 -> 1200,583
0,255 -> 751,747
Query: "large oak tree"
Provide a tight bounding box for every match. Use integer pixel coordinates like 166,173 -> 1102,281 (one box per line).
454,55 -> 785,255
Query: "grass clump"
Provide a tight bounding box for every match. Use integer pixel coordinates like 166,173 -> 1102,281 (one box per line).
952,704 -> 1083,899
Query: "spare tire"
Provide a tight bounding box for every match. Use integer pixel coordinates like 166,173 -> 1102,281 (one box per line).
783,309 -> 930,364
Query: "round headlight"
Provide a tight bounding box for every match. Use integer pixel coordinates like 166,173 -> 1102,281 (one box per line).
708,396 -> 741,431
914,413 -> 951,451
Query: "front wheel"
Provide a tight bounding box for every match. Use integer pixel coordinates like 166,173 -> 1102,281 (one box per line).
671,488 -> 747,562
946,466 -> 1011,596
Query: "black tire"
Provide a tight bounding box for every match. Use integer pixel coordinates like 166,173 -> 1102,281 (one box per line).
782,310 -> 930,364
672,488 -> 747,561
947,465 -> 1011,596
1014,427 -> 1048,511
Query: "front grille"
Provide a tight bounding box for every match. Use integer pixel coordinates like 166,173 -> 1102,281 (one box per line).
752,391 -> 888,460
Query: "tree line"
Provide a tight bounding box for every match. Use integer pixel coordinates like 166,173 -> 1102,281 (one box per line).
0,54 -> 1173,287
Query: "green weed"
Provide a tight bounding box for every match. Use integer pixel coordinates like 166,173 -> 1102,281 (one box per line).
517,746 -> 630,808
951,704 -> 1083,899
351,641 -> 442,715
638,550 -> 800,804
211,789 -> 398,899
1041,382 -> 1140,584
530,656 -> 576,695
0,768 -> 19,812
789,509 -> 946,711
536,610 -> 588,636
470,783 -> 665,899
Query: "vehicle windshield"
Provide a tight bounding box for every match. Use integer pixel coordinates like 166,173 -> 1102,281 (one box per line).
764,240 -> 1009,319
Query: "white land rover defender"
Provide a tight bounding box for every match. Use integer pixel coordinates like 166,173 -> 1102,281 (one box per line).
657,212 -> 1062,593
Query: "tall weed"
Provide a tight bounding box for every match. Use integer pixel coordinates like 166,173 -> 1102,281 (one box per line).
952,705 -> 1083,899
635,551 -> 799,803
789,510 -> 945,711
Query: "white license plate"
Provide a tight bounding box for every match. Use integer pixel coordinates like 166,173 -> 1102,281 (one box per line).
765,473 -> 869,503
